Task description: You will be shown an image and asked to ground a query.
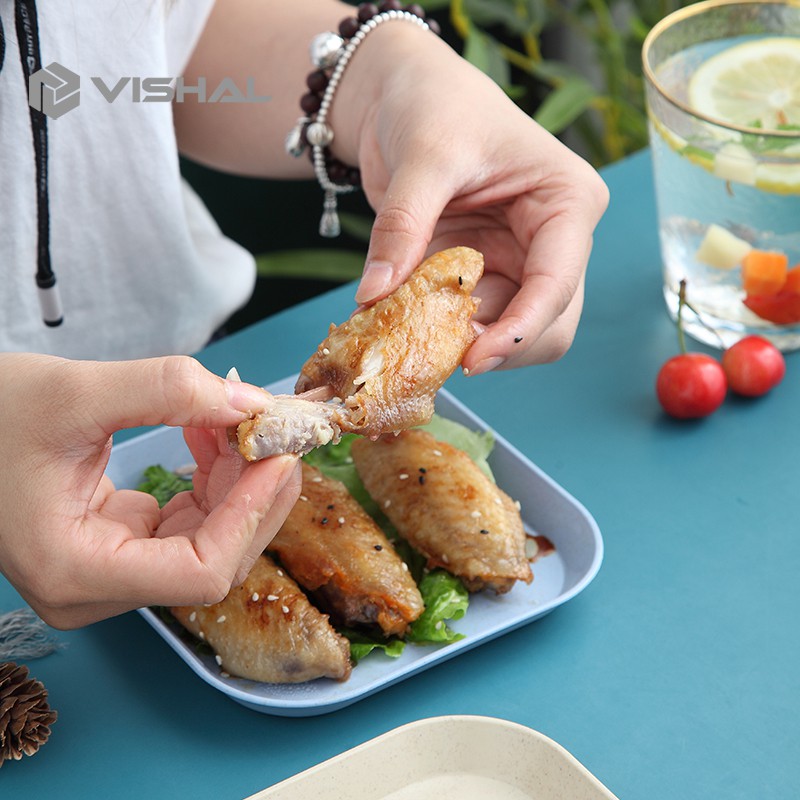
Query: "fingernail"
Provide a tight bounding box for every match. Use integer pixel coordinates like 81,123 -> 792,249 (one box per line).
355,261 -> 393,304
272,455 -> 300,489
225,380 -> 271,413
465,356 -> 506,377
471,320 -> 488,336
226,366 -> 242,382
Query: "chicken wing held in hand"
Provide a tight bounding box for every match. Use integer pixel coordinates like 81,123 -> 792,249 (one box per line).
268,463 -> 424,637
237,247 -> 483,461
351,429 -> 533,594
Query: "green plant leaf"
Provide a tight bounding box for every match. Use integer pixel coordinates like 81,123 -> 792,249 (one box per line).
464,0 -> 533,35
416,0 -> 451,10
337,211 -> 374,243
464,27 -> 511,88
534,77 -> 597,134
254,249 -> 364,282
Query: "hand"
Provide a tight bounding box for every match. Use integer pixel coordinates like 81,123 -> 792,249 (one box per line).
0,354 -> 301,629
333,25 -> 609,373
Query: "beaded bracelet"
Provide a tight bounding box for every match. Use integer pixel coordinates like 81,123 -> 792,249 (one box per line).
286,2 -> 440,238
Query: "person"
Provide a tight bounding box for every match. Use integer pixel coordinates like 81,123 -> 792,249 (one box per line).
0,0 -> 609,629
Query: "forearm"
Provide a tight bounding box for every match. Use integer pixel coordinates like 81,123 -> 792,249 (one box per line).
173,0 -> 415,178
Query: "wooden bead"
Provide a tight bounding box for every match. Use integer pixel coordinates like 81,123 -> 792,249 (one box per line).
357,3 -> 379,22
300,92 -> 321,114
379,0 -> 403,11
405,4 -> 425,18
306,70 -> 329,94
338,17 -> 361,38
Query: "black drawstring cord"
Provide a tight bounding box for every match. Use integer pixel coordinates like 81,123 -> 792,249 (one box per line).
12,0 -> 64,327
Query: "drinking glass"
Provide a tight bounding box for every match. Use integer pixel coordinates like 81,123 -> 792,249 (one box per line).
643,0 -> 800,350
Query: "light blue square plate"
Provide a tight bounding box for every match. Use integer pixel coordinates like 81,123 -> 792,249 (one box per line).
105,376 -> 603,716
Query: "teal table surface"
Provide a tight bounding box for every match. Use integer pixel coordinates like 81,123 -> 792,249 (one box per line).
2,149 -> 799,799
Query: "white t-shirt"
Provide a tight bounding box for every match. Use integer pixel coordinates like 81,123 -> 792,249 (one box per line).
0,0 -> 256,359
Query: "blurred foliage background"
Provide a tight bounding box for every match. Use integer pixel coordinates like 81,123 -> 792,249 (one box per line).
183,0 -> 693,331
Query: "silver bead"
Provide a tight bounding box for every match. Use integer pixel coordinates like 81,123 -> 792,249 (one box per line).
306,121 -> 334,147
310,32 -> 344,69
284,116 -> 309,158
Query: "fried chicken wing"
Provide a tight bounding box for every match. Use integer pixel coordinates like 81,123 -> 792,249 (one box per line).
268,463 -> 424,637
351,429 -> 533,594
236,393 -> 344,460
237,247 -> 483,461
296,247 -> 483,437
171,554 -> 352,684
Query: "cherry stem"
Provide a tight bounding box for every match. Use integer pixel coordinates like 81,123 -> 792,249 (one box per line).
677,279 -> 727,351
677,279 -> 688,354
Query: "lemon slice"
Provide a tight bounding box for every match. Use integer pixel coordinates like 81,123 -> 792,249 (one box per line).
688,37 -> 800,130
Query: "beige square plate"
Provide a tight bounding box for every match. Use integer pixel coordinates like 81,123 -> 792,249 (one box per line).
246,716 -> 619,799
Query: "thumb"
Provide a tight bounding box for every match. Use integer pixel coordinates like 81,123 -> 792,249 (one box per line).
356,166 -> 451,305
71,356 -> 271,436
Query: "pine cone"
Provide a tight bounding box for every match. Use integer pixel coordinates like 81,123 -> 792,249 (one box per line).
0,662 -> 57,766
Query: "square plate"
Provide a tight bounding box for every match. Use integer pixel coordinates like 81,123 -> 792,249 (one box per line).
106,377 -> 603,716
245,715 -> 619,799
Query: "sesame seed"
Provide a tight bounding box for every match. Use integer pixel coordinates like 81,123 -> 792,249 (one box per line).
514,500 -> 521,510
251,592 -> 259,602
401,562 -> 409,572
215,655 -> 223,666
189,611 -> 196,622
480,529 -> 490,535
458,275 -> 463,285
321,517 -> 329,525
327,504 -> 334,510
494,497 -> 502,505
435,620 -> 444,631
216,615 -> 226,623
463,368 -> 470,376
312,476 -> 323,483
277,569 -> 284,577
282,605 -> 290,614
471,510 -> 482,519
419,475 -> 425,485
442,554 -> 449,564
419,467 -> 427,473
199,631 -> 205,640
267,594 -> 279,602
322,347 -> 330,355
374,544 -> 383,551
514,336 -> 523,343
433,450 -> 442,456
338,516 -> 345,524
384,499 -> 392,509
399,473 -> 409,480
300,495 -> 308,502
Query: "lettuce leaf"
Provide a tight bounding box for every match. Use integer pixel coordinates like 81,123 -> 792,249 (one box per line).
419,415 -> 495,481
406,570 -> 468,644
341,629 -> 406,663
137,465 -> 193,507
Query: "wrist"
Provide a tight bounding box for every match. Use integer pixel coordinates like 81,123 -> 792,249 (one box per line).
327,18 -> 444,165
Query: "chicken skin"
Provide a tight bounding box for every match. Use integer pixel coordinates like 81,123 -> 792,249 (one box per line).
351,430 -> 533,594
237,247 -> 483,461
296,247 -> 483,437
171,554 -> 352,684
268,463 -> 424,637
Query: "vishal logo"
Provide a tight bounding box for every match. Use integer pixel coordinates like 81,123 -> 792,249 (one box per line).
29,62 -> 81,119
29,61 -> 269,119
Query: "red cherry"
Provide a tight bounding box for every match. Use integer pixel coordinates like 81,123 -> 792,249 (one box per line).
721,335 -> 786,397
656,353 -> 727,418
